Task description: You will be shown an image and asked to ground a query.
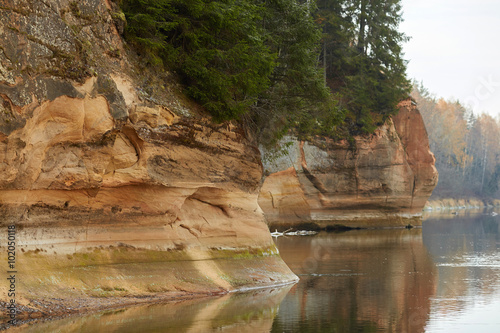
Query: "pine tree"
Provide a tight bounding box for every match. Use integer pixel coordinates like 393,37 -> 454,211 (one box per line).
122,0 -> 275,120
121,0 -> 410,141
122,0 -> 342,143
317,0 -> 410,134
250,0 -> 338,144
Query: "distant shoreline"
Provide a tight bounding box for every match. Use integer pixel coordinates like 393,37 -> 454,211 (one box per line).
424,198 -> 500,212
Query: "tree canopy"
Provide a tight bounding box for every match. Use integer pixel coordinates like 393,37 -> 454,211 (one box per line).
120,0 -> 410,140
317,0 -> 410,133
121,0 -> 276,120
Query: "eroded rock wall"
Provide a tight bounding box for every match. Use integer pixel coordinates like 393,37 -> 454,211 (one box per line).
259,103 -> 438,228
0,0 -> 296,316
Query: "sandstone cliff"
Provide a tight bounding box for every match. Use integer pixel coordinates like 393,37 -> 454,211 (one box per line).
0,0 -> 296,320
259,102 -> 438,228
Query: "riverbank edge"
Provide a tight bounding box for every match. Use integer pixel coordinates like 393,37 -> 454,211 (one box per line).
0,277 -> 298,331
267,215 -> 422,232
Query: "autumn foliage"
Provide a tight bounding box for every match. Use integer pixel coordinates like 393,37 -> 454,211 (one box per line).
413,83 -> 500,199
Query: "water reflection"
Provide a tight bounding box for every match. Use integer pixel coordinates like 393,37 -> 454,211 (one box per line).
9,213 -> 500,332
271,229 -> 437,333
10,286 -> 292,333
423,214 -> 500,332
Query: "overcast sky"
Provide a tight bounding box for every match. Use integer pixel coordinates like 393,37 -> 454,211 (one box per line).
400,0 -> 500,118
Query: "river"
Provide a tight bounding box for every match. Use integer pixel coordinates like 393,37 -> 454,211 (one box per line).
10,212 -> 500,332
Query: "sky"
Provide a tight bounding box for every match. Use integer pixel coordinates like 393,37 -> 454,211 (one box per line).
400,0 -> 500,119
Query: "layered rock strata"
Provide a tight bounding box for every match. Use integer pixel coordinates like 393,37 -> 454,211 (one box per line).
0,0 -> 296,321
259,103 -> 438,228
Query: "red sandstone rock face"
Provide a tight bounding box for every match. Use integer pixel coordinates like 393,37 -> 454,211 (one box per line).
392,104 -> 439,211
259,104 -> 438,228
0,0 -> 297,312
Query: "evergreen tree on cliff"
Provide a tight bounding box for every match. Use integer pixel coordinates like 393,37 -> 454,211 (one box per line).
121,0 -> 410,139
121,0 -> 276,120
317,0 -> 410,133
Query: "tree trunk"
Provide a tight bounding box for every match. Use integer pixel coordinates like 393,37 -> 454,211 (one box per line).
323,40 -> 327,85
481,138 -> 487,194
357,0 -> 367,54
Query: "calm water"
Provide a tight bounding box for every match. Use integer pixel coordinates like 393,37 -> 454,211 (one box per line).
11,213 -> 500,332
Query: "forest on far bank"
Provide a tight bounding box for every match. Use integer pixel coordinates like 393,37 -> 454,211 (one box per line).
413,83 -> 500,200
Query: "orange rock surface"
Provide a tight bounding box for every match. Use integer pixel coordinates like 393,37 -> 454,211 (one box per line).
0,0 -> 297,317
259,102 -> 438,228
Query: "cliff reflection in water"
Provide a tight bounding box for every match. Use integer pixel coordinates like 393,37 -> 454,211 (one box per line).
10,286 -> 292,333
11,213 -> 500,332
271,229 -> 437,332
